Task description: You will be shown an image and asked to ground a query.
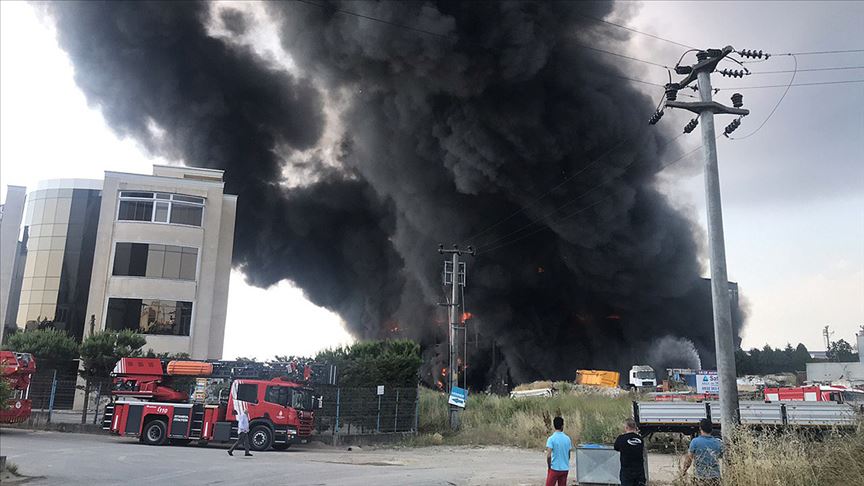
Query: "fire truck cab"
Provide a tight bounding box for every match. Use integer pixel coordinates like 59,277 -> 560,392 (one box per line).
0,351 -> 36,424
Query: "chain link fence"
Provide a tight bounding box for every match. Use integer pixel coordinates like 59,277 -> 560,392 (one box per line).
315,386 -> 419,437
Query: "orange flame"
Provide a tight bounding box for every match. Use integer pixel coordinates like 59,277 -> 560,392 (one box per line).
461,312 -> 473,322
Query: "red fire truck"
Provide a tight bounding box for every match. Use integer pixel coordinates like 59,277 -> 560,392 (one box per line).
102,357 -> 335,451
0,350 -> 36,424
764,385 -> 864,405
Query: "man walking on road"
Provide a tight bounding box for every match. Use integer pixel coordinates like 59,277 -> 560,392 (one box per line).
614,418 -> 646,486
682,418 -> 723,485
544,416 -> 572,486
228,408 -> 252,457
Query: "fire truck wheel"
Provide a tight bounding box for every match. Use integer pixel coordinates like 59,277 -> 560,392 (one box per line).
142,419 -> 168,446
249,425 -> 273,451
273,443 -> 291,450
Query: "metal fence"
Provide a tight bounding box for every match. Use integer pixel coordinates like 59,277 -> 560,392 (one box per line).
25,372 -> 111,425
316,386 -> 419,436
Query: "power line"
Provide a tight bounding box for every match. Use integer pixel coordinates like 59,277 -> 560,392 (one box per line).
715,79 -> 864,90
751,65 -> 864,75
465,131 -> 646,244
297,0 -> 674,72
729,55 -> 797,140
572,42 -> 672,70
775,49 -> 864,56
295,0 -> 457,42
481,139 -> 711,254
477,132 -> 687,251
575,13 -> 696,50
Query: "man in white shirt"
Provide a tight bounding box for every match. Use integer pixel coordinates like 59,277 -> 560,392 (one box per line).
228,408 -> 252,457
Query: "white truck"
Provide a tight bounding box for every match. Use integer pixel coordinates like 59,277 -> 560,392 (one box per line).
629,365 -> 657,390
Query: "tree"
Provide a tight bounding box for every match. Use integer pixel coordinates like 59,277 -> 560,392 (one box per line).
316,339 -> 421,387
735,343 -> 811,375
827,339 -> 856,362
79,330 -> 146,379
2,329 -> 79,371
791,343 -> 811,371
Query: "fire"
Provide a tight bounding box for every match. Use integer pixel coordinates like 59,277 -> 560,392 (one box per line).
461,312 -> 473,322
441,367 -> 447,376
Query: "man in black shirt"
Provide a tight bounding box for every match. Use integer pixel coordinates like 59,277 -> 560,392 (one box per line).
613,418 -> 646,486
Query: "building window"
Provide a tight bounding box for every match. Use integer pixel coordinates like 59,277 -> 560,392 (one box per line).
117,192 -> 204,226
106,298 -> 193,336
112,243 -> 198,280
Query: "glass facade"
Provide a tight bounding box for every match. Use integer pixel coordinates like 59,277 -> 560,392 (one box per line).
105,298 -> 193,336
16,187 -> 101,340
112,243 -> 198,280
117,191 -> 204,226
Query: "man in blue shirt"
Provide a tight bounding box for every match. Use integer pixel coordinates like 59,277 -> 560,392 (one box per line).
545,416 -> 572,486
682,418 -> 723,485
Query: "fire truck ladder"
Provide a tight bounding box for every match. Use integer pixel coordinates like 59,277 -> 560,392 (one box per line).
189,405 -> 206,439
101,404 -> 115,430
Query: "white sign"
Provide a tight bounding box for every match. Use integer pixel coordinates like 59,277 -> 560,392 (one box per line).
696,371 -> 720,394
377,385 -> 385,396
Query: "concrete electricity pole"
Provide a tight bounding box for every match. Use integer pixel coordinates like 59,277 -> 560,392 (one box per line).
652,46 -> 751,435
438,243 -> 474,430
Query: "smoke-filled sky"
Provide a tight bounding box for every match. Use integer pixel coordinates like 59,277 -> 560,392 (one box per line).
1,2 -> 862,377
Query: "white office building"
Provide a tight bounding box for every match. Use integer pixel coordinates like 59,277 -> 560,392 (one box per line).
84,165 -> 237,359
5,166 -> 237,360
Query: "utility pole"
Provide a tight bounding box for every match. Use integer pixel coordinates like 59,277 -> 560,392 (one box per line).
438,243 -> 474,430
653,46 -> 751,436
823,325 -> 833,351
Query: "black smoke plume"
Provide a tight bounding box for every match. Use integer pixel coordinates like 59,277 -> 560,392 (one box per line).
45,1 -> 743,388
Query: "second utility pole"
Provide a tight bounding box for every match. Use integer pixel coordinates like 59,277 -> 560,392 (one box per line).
660,46 -> 749,435
438,243 -> 473,430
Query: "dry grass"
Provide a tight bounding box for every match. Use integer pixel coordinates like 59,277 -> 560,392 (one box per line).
412,385 -> 632,448
667,426 -> 864,486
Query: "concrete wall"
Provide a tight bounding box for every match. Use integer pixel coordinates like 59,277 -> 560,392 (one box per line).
84,168 -> 236,359
806,361 -> 864,385
0,186 -> 26,343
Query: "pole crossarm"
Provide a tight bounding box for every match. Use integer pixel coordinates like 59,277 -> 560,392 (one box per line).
665,100 -> 750,116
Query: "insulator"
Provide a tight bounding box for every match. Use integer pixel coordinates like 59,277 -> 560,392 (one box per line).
731,93 -> 744,108
723,118 -> 742,137
683,118 -> 699,134
664,83 -> 679,101
738,49 -> 770,60
648,110 -> 664,125
719,69 -> 747,78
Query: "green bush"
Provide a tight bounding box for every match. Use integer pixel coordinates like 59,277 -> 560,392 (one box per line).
2,328 -> 79,370
79,329 -> 146,379
316,340 -> 421,387
415,384 -> 631,448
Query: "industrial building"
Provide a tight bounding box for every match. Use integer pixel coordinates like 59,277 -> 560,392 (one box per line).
2,166 -> 237,359
806,332 -> 864,386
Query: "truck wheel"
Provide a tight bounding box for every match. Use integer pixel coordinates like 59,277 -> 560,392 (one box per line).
142,419 -> 168,446
249,425 -> 273,451
273,443 -> 291,450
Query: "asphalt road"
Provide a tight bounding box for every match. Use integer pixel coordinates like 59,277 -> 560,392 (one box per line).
0,429 -> 680,485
